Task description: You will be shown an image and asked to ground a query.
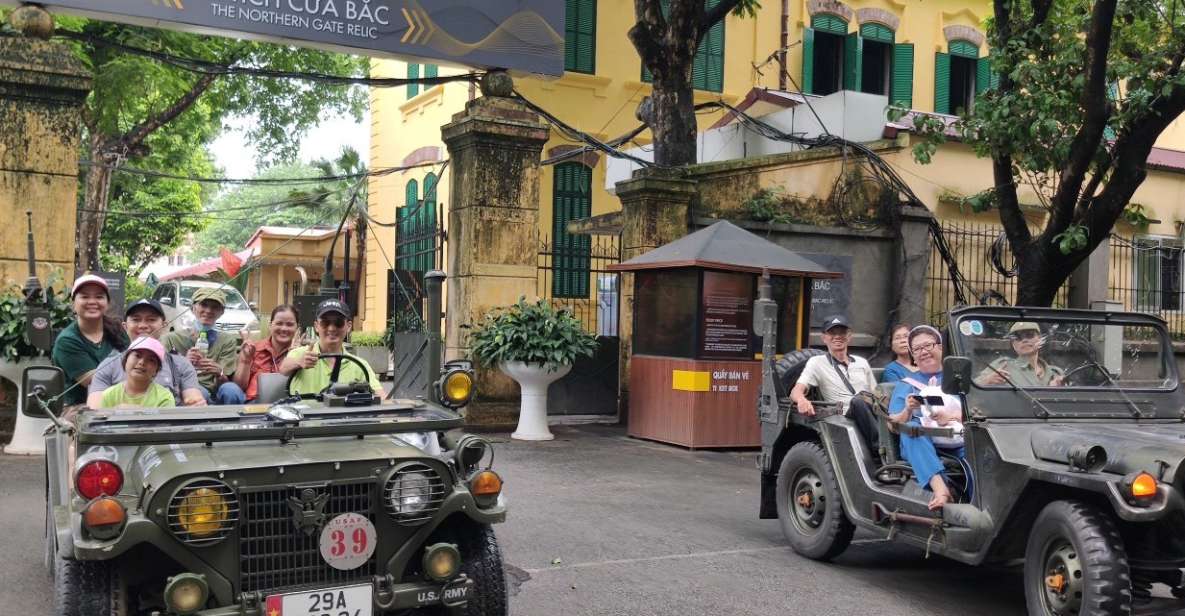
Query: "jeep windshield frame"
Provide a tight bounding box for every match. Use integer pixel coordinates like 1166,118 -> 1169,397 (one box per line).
75,400 -> 464,445
947,306 -> 1185,420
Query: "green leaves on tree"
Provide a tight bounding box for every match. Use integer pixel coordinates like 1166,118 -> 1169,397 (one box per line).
1053,224 -> 1089,255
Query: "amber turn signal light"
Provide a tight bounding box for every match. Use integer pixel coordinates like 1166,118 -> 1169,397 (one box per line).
1130,472 -> 1158,499
82,497 -> 126,539
469,470 -> 503,497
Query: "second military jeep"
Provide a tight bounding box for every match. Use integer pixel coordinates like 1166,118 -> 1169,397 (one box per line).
754,282 -> 1185,615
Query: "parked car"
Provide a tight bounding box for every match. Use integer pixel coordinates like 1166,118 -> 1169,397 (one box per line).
152,279 -> 260,334
753,277 -> 1185,615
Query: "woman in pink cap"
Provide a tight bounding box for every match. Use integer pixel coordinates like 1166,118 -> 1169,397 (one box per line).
97,337 -> 176,409
51,274 -> 129,407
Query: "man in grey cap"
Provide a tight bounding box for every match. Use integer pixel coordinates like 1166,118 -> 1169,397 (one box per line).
790,314 -> 881,454
977,321 -> 1065,387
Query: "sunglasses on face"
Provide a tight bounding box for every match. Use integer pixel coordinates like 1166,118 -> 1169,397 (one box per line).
319,316 -> 347,329
1010,331 -> 1040,341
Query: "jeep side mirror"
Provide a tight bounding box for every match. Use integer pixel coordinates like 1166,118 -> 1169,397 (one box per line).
942,356 -> 972,395
22,365 -> 64,418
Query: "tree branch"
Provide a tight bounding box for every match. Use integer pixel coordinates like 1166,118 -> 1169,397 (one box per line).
1029,0 -> 1054,29
1048,0 -> 1117,235
630,0 -> 669,76
120,72 -> 218,150
701,0 -> 743,40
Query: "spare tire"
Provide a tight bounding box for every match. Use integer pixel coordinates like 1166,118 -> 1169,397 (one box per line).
774,349 -> 825,397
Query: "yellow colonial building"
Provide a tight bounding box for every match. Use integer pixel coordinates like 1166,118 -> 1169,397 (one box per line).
362,0 -> 1185,332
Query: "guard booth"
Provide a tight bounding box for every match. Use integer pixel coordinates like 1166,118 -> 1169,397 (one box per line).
610,221 -> 841,448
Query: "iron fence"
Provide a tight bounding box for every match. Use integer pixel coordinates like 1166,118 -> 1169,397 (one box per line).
925,220 -> 1071,327
1107,233 -> 1185,340
536,234 -> 622,337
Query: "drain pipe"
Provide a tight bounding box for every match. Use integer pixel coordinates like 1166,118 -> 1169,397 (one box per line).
779,0 -> 790,90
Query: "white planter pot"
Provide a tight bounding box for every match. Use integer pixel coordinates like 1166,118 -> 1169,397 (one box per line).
3,356 -> 52,455
501,361 -> 572,441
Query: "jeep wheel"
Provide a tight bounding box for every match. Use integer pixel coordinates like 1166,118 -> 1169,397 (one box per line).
776,441 -> 854,560
52,552 -> 127,616
1024,500 -> 1132,616
774,349 -> 826,395
454,524 -> 508,616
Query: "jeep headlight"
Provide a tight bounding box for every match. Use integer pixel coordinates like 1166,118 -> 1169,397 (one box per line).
384,463 -> 445,525
434,360 -> 474,409
167,479 -> 238,545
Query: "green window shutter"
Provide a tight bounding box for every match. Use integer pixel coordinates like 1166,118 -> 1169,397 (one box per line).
891,43 -> 914,108
406,63 -> 419,99
934,52 -> 951,115
859,22 -> 893,43
422,173 -> 437,270
405,179 -> 418,207
975,56 -> 992,96
802,27 -> 815,94
843,31 -> 862,91
565,0 -> 597,74
424,64 -> 438,79
949,39 -> 978,58
811,13 -> 848,35
552,163 -> 592,299
697,1 -> 725,92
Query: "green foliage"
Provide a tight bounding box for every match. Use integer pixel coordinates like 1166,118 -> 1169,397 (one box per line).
941,189 -> 999,214
1053,225 -> 1089,255
467,298 -> 598,371
0,276 -> 75,362
191,163 -> 334,258
124,277 -> 153,303
349,331 -> 386,347
1121,203 -> 1153,228
741,187 -> 796,224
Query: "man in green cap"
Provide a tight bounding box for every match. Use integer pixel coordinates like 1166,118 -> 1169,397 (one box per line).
163,287 -> 247,404
976,321 -> 1065,387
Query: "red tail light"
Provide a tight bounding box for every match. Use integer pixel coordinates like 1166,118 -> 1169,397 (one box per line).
76,460 -> 123,500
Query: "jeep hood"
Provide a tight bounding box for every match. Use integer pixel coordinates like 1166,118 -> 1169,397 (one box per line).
1031,424 -> 1185,483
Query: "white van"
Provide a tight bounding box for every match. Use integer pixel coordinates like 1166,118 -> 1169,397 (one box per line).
151,280 -> 261,334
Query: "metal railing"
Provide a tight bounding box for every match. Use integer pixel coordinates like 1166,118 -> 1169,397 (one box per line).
925,220 -> 1071,327
1107,233 -> 1185,340
536,234 -> 622,337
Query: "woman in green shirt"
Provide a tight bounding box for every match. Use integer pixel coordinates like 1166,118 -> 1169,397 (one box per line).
99,337 -> 176,409
51,275 -> 129,406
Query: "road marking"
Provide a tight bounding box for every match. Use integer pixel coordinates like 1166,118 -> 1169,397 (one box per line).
523,547 -> 788,573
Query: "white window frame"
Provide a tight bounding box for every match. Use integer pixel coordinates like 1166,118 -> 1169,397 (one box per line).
1133,234 -> 1184,312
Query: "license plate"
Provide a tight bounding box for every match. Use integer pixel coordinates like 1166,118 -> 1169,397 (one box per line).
265,584 -> 372,616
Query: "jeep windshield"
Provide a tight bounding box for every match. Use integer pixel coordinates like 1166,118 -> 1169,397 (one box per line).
953,314 -> 1176,391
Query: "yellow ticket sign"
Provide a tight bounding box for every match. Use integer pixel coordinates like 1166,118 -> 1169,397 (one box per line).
672,370 -> 711,392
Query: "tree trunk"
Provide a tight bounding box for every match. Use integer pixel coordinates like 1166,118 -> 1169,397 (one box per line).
1014,241 -> 1080,307
76,136 -> 118,273
650,72 -> 698,167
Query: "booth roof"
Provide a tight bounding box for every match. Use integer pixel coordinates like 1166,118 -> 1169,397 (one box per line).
607,220 -> 842,278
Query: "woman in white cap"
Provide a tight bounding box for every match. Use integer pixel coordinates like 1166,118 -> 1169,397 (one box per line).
97,337 -> 176,409
51,274 -> 129,407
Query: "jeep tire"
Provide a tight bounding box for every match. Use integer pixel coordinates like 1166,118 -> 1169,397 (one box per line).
776,441 -> 854,561
454,523 -> 508,616
774,349 -> 825,396
1024,500 -> 1132,616
52,552 -> 127,616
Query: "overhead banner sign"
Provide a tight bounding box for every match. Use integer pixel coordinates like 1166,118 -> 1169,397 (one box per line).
5,0 -> 564,76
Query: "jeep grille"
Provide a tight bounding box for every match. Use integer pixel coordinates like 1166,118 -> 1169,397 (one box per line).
383,463 -> 447,525
166,478 -> 239,546
239,481 -> 377,594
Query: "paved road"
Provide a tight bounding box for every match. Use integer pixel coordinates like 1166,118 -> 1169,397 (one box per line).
2,424 -> 1180,615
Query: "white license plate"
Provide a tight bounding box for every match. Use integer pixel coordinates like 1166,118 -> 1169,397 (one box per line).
265,584 -> 372,616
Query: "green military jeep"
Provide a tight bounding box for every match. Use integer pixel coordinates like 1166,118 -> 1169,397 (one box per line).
27,348 -> 506,616
754,277 -> 1185,615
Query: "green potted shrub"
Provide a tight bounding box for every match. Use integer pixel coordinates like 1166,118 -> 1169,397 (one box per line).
468,298 -> 598,440
348,331 -> 389,379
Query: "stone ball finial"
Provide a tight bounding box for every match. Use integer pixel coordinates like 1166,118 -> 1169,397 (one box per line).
9,4 -> 54,39
480,71 -> 514,97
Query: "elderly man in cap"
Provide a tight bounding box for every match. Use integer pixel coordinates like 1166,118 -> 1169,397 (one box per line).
790,314 -> 881,455
163,288 -> 247,404
280,299 -> 382,395
977,321 -> 1065,387
87,298 -> 207,408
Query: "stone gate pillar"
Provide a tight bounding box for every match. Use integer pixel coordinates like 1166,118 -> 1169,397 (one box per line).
614,169 -> 696,418
441,75 -> 549,415
894,204 -> 934,330
0,9 -> 90,284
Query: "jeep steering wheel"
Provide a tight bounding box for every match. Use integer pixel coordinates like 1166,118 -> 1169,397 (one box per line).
1061,360 -> 1109,387
285,353 -> 374,400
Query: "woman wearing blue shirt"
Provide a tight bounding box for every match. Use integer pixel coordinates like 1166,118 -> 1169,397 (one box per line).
887,325 -> 963,510
880,323 -> 917,383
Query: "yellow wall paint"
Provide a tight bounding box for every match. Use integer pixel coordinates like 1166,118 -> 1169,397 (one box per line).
363,0 -> 1185,330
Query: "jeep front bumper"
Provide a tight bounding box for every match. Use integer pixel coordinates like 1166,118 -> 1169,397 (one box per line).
188,575 -> 476,615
